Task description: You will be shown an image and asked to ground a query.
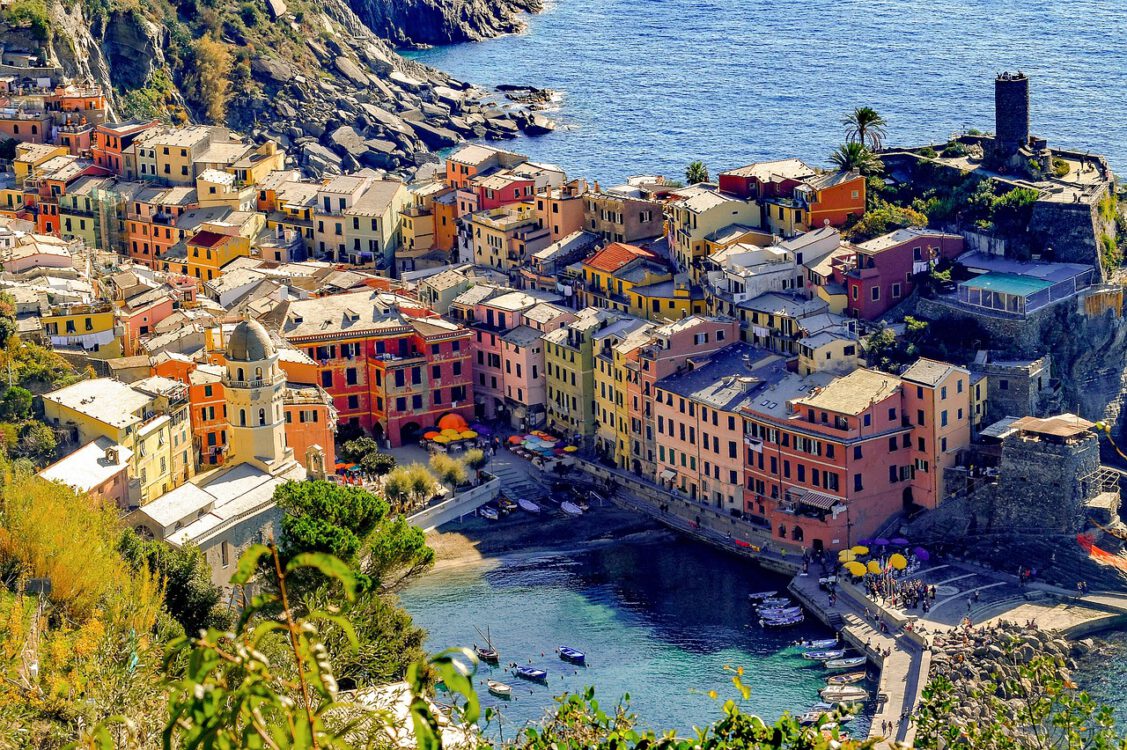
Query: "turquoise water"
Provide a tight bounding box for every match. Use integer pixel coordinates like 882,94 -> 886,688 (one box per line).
400,538 -> 869,739
1076,630 -> 1127,728
407,0 -> 1127,184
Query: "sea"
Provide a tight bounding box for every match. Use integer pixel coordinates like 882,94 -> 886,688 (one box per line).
400,538 -> 866,740
405,0 -> 1127,185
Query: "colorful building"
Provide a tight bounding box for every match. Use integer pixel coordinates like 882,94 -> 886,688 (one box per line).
665,184 -> 761,278
467,203 -> 551,272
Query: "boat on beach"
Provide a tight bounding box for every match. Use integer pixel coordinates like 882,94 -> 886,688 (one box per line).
820,684 -> 869,702
561,501 -> 584,516
557,646 -> 586,665
518,498 -> 541,514
497,496 -> 518,514
826,671 -> 867,685
479,505 -> 500,521
802,649 -> 846,661
748,591 -> 778,601
824,656 -> 867,670
487,680 -> 512,698
514,666 -> 548,682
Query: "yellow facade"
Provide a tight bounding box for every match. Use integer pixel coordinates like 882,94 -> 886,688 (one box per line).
41,305 -> 123,359
815,284 -> 849,314
629,283 -> 706,322
187,232 -> 252,282
13,143 -> 68,184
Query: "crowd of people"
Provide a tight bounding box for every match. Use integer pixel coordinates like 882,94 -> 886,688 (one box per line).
865,575 -> 937,613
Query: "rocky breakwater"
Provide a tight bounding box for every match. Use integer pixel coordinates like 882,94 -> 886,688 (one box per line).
348,0 -> 544,48
919,621 -> 1096,741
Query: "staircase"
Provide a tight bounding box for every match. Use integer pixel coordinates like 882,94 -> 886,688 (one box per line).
488,458 -> 547,503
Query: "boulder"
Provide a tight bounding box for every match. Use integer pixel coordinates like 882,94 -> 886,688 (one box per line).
252,56 -> 296,85
329,126 -> 370,159
389,70 -> 427,93
301,142 -> 343,177
359,104 -> 414,137
335,56 -> 371,88
525,113 -> 556,136
408,120 -> 461,149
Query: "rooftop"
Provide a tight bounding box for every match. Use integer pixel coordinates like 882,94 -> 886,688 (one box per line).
583,242 -> 656,274
38,436 -> 132,493
43,378 -> 155,428
901,357 -> 964,387
738,291 -> 828,318
1010,413 -> 1094,440
793,368 -> 902,416
722,159 -> 816,183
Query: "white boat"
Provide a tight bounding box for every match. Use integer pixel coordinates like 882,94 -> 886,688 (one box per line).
748,591 -> 778,601
561,501 -> 584,516
479,505 -> 500,521
824,656 -> 867,670
759,606 -> 802,618
826,671 -> 867,685
802,649 -> 846,661
487,680 -> 512,698
760,613 -> 804,627
518,498 -> 541,514
796,638 -> 838,649
757,597 -> 792,608
820,685 -> 869,702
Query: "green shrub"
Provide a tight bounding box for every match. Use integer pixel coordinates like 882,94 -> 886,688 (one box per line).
429,453 -> 467,487
1052,157 -> 1071,178
3,0 -> 51,41
359,450 -> 396,476
918,146 -> 938,159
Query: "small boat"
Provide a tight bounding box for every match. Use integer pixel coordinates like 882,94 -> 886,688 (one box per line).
798,711 -> 831,726
820,685 -> 869,702
748,591 -> 778,601
808,702 -> 836,712
803,649 -> 846,661
518,498 -> 541,514
557,646 -> 585,665
487,680 -> 512,698
826,671 -> 867,686
796,638 -> 838,649
497,497 -> 518,514
824,656 -> 867,670
475,645 -> 499,663
759,607 -> 802,619
761,614 -> 804,628
757,597 -> 792,608
561,501 -> 584,516
514,666 -> 548,682
479,505 -> 500,521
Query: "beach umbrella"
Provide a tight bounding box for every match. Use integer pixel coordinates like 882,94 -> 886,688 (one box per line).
438,414 -> 469,431
867,560 -> 883,575
844,561 -> 867,577
850,545 -> 870,556
874,537 -> 891,547
889,553 -> 908,570
838,549 -> 856,562
891,537 -> 910,546
460,430 -> 478,439
423,431 -> 440,440
508,435 -> 522,445
563,445 -> 579,453
914,547 -> 930,561
441,428 -> 461,437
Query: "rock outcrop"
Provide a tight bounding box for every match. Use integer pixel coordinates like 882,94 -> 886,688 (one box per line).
39,0 -> 550,180
348,0 -> 543,48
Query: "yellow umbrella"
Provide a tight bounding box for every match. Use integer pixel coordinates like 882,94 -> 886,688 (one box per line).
889,553 -> 908,570
563,445 -> 579,453
432,435 -> 450,444
844,561 -> 867,577
851,545 -> 870,556
441,428 -> 460,437
867,560 -> 883,575
838,549 -> 856,563
460,430 -> 478,439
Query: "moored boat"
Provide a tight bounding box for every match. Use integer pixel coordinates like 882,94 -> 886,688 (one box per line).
757,597 -> 792,608
518,498 -> 541,514
475,645 -> 499,663
759,606 -> 802,619
557,646 -> 586,665
824,656 -> 867,670
802,649 -> 846,661
561,501 -> 584,516
514,666 -> 548,682
760,613 -> 804,627
487,680 -> 512,698
748,591 -> 778,601
819,684 -> 869,702
796,638 -> 838,649
826,671 -> 867,685
497,496 -> 518,514
479,505 -> 500,521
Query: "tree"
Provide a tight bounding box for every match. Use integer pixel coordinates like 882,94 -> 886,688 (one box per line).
341,436 -> 379,463
14,420 -> 55,463
685,160 -> 710,184
830,142 -> 883,176
274,480 -> 389,566
359,451 -> 396,476
185,35 -> 233,122
0,386 -> 32,422
407,463 -> 438,505
429,453 -> 467,487
846,199 -> 927,242
365,516 -> 433,585
842,106 -> 887,150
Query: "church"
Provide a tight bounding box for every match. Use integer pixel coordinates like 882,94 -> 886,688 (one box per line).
129,319 -> 319,588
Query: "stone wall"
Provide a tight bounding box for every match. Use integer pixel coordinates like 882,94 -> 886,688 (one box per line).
995,431 -> 1100,534
1027,184 -> 1114,272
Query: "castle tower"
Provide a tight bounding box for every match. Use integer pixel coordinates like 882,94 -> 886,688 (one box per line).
995,71 -> 1030,157
223,319 -> 293,471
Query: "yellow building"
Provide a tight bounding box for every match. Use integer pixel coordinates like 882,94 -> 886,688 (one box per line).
42,376 -> 194,505
629,275 -> 707,322
797,330 -> 860,376
229,141 -> 286,186
592,319 -> 653,467
579,242 -> 701,322
196,168 -> 255,210
135,125 -> 215,185
41,301 -> 124,360
468,203 -> 551,271
186,228 -> 252,283
13,143 -> 68,185
666,185 -> 760,279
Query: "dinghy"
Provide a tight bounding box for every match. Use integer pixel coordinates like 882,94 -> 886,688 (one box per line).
557,646 -> 586,665
824,656 -> 867,670
748,591 -> 778,601
826,671 -> 867,685
518,498 -> 541,514
820,685 -> 869,702
487,680 -> 512,698
802,649 -> 846,661
514,666 -> 548,682
561,501 -> 584,516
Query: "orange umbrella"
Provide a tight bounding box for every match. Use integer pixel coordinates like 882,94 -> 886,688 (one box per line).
438,413 -> 469,431
423,431 -> 440,440
508,435 -> 522,445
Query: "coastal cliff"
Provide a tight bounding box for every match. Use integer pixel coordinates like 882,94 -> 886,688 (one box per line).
349,0 -> 543,48
30,0 -> 543,178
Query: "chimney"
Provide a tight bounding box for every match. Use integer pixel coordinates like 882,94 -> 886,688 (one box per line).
105,445 -> 119,464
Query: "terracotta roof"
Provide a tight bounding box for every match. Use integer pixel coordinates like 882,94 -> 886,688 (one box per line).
583,242 -> 656,274
189,230 -> 231,249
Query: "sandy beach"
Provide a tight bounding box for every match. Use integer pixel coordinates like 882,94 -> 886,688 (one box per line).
425,501 -> 672,573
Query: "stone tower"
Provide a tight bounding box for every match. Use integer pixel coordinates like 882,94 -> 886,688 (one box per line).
995,71 -> 1030,158
224,319 -> 293,470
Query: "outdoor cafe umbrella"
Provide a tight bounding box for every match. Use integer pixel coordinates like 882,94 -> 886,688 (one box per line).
838,549 -> 857,563
563,445 -> 579,453
874,537 -> 891,547
844,561 -> 867,577
508,435 -> 523,445
432,435 -> 451,444
889,553 -> 908,570
914,547 -> 930,561
891,537 -> 910,546
460,430 -> 478,439
867,560 -> 883,575
850,545 -> 870,556
424,431 -> 440,440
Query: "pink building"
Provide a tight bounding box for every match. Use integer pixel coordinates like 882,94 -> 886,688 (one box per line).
38,437 -> 133,509
118,288 -> 176,354
831,228 -> 964,319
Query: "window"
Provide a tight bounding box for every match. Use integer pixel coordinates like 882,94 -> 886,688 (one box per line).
891,282 -> 901,298
889,465 -> 898,483
321,371 -> 332,387
871,286 -> 880,302
347,395 -> 359,409
941,410 -> 948,427
999,379 -> 1009,390
917,409 -> 925,425
258,408 -> 266,425
346,368 -> 357,385
940,386 -> 947,400
853,473 -> 863,492
853,445 -> 862,460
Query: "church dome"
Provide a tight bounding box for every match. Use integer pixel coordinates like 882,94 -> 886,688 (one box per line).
226,319 -> 276,362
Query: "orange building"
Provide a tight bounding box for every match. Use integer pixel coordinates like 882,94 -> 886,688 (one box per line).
433,191 -> 458,253
535,179 -> 588,243
125,185 -> 199,268
0,113 -> 50,144
93,120 -> 158,177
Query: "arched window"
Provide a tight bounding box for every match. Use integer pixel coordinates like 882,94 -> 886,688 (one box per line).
239,409 -> 246,426
255,366 -> 263,380
778,524 -> 787,539
259,408 -> 266,426
792,526 -> 804,542
237,367 -> 244,382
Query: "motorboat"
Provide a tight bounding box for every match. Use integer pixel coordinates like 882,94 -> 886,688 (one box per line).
475,645 -> 499,663
748,591 -> 778,601
760,613 -> 804,627
479,505 -> 500,521
798,711 -> 834,726
557,646 -> 586,665
796,638 -> 838,649
561,501 -> 584,516
802,649 -> 846,661
820,685 -> 869,702
758,606 -> 803,619
518,498 -> 541,514
824,656 -> 867,670
514,666 -> 548,682
826,671 -> 867,685
487,680 -> 512,698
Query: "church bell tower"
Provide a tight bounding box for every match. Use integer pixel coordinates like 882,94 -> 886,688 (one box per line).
223,319 -> 293,472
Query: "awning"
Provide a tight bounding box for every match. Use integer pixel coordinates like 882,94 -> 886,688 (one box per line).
796,489 -> 841,511
659,469 -> 676,481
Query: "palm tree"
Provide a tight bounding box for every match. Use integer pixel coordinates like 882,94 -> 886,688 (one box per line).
685,160 -> 709,184
842,107 -> 887,150
830,142 -> 884,176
